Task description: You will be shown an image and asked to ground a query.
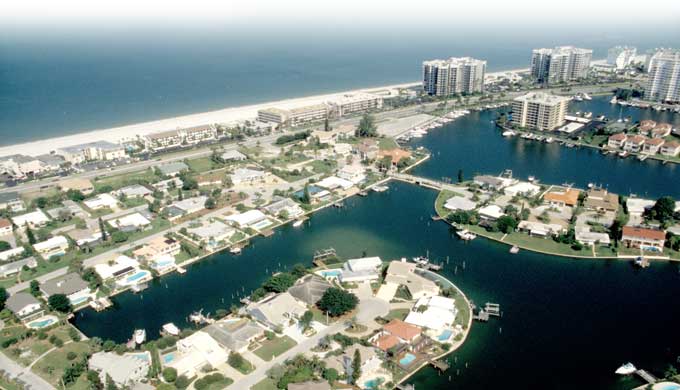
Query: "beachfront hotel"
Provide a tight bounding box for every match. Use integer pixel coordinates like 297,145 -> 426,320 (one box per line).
422,57 -> 486,96
607,46 -> 637,70
511,92 -> 570,131
328,93 -> 384,117
257,103 -> 329,127
56,141 -> 126,164
530,46 -> 592,84
645,49 -> 680,103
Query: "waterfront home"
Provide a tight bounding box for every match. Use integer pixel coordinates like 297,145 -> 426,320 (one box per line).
0,155 -> 46,178
339,256 -> 382,283
59,178 -> 95,195
444,196 -> 476,212
133,236 -> 180,262
355,139 -> 379,160
651,123 -> 672,138
543,188 -> 580,208
184,124 -> 217,145
0,218 -> 12,235
0,257 -> 37,277
262,197 -> 304,219
621,226 -> 666,252
575,229 -> 612,246
0,247 -> 25,262
12,209 -> 50,229
643,138 -> 664,154
626,198 -> 656,217
333,143 -> 353,157
405,296 -> 458,332
372,319 -> 425,353
67,228 -> 103,248
0,192 -> 25,212
660,141 -> 680,157
584,189 -> 619,213
220,150 -> 247,162
33,235 -> 69,258
316,176 -> 354,191
382,261 -> 439,300
57,141 -> 126,162
247,292 -> 307,329
517,220 -> 566,238
41,272 -> 91,305
225,209 -> 269,229
203,319 -> 265,353
6,292 -> 43,321
114,184 -> 152,199
337,164 -> 366,184
167,196 -> 208,217
288,382 -> 331,390
323,344 -> 380,382
186,221 -> 235,249
288,274 -> 332,305
152,177 -> 183,193
623,135 -> 646,153
607,133 -> 628,149
230,168 -> 269,185
144,130 -> 184,151
504,182 -> 541,197
377,148 -> 413,167
108,212 -> 152,231
94,255 -> 140,281
158,162 -> 190,177
84,193 -> 119,210
478,204 -> 505,221
36,154 -> 64,171
638,120 -> 657,135
169,331 -> 229,377
473,175 -> 513,191
88,351 -> 150,387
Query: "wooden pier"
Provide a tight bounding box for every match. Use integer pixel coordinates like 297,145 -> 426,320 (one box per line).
635,369 -> 658,384
313,248 -> 337,267
260,229 -> 275,237
89,297 -> 113,312
484,303 -> 501,316
431,215 -> 443,221
472,302 -> 501,322
430,359 -> 450,372
395,385 -> 415,390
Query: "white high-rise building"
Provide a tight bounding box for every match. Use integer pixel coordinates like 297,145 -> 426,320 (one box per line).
422,57 -> 486,96
607,46 -> 637,70
530,46 -> 593,84
512,92 -> 570,131
645,49 -> 680,103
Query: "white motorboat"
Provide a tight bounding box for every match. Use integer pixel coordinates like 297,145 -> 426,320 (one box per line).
456,229 -> 477,241
582,93 -> 592,100
573,95 -> 583,101
230,246 -> 242,254
502,130 -> 516,137
161,323 -> 180,336
372,185 -> 389,192
615,362 -> 637,375
509,245 -> 520,254
134,329 -> 146,344
293,219 -> 304,228
412,256 -> 430,266
610,96 -> 618,104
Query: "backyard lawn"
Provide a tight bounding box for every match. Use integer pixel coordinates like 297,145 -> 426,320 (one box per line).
32,341 -> 93,386
385,308 -> 410,321
252,378 -> 278,390
253,336 -> 297,361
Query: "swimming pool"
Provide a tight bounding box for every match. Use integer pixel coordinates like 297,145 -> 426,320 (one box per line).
653,382 -> 680,390
438,329 -> 453,341
70,296 -> 89,305
127,352 -> 150,362
252,219 -> 273,230
321,269 -> 342,278
364,378 -> 382,389
399,353 -> 416,366
162,352 -> 175,364
126,270 -> 150,283
27,315 -> 58,329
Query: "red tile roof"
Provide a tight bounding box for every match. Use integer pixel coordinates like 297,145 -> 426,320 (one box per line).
622,226 -> 666,241
0,218 -> 11,228
383,319 -> 421,341
374,334 -> 400,351
609,133 -> 627,141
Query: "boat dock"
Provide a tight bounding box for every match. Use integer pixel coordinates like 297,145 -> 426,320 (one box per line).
430,359 -> 450,372
313,248 -> 337,267
472,302 -> 501,322
260,229 -> 275,237
431,215 -> 443,221
635,369 -> 658,384
89,297 -> 113,312
395,385 -> 415,390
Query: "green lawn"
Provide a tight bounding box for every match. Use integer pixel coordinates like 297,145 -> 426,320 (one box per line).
230,357 -> 254,374
95,169 -> 160,191
253,336 -> 297,361
307,159 -> 337,175
205,378 -> 234,390
251,378 -> 278,390
378,137 -> 399,150
32,341 -> 93,386
187,157 -> 217,173
385,308 -> 410,321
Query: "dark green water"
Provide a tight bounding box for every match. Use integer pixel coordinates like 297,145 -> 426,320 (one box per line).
73,96 -> 680,389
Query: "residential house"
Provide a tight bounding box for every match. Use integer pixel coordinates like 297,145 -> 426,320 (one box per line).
473,175 -> 512,191
643,138 -> 664,154
316,176 -> 354,191
203,319 -> 264,354
405,296 -> 458,332
185,221 -> 235,250
57,141 -> 126,162
323,344 -> 380,382
478,205 -> 505,221
158,162 -> 189,177
262,197 -> 304,219
12,209 -> 50,229
247,292 -> 307,329
621,226 -> 666,252
377,148 -> 412,167
165,196 -> 207,220
83,193 -> 119,210
575,230 -> 611,246
36,154 -> 64,171
660,141 -> 680,157
225,210 -> 269,229
220,150 -> 247,162
354,139 -> 379,160
195,172 -> 224,187
444,196 -> 476,212
67,228 -> 103,248
373,319 -> 424,353
638,120 -> 657,135
626,198 -> 656,217
651,123 -> 672,138
59,178 -> 95,195
543,188 -> 580,208
152,177 -> 183,193
0,155 -> 46,178
607,133 -> 627,149
169,331 -> 229,378
584,189 -> 619,213
33,236 -> 69,258
0,247 -> 25,262
337,165 -> 366,184
0,218 -> 13,235
145,130 -> 184,151
6,292 -> 43,321
517,220 -> 564,238
339,256 -> 382,283
0,192 -> 25,212
504,182 -> 541,197
0,257 -> 37,277
230,168 -> 269,185
46,201 -> 88,220
383,261 -> 439,300
41,273 -> 91,305
89,352 -> 150,388
108,212 -> 152,231
623,135 -> 646,153
94,255 -> 141,281
114,184 -> 152,199
288,274 -> 332,306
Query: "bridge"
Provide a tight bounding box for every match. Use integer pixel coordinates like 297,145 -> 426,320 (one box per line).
388,172 -> 452,191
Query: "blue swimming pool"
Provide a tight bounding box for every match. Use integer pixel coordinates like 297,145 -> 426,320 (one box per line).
364,379 -> 381,389
399,353 -> 416,366
654,383 -> 680,390
27,316 -> 57,329
321,269 -> 342,278
438,329 -> 453,341
163,352 -> 175,364
126,271 -> 150,283
128,352 -> 150,362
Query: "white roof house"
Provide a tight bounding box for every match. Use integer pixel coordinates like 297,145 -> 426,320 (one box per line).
225,210 -> 268,228
33,235 -> 69,256
172,196 -> 208,214
626,198 -> 656,216
108,213 -> 152,230
94,255 -> 140,280
517,220 -> 564,237
444,197 -> 476,211
89,352 -> 150,387
114,184 -> 152,199
262,198 -> 304,219
231,168 -> 267,185
339,256 -> 383,283
383,261 -> 440,299
405,296 -> 458,332
504,182 -> 541,197
316,176 -> 354,190
478,205 -> 505,220
0,257 -> 37,277
12,209 -> 50,228
187,221 -> 236,244
346,256 -> 382,272
84,193 -> 119,210
0,247 -> 25,262
337,165 -> 366,184
575,230 -> 611,246
170,331 -> 229,378
220,150 -> 247,161
247,292 -> 307,329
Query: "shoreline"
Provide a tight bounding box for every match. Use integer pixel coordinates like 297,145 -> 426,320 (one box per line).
0,67 -> 530,158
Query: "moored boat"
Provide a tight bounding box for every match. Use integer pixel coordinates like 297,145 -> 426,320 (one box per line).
456,229 -> 477,241
134,329 -> 146,344
293,219 -> 304,227
615,362 -> 637,375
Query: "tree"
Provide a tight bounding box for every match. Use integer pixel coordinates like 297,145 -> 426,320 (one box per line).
149,198 -> 162,213
25,223 -> 36,245
317,287 -> 358,317
48,294 -> 72,313
99,217 -> 108,242
0,287 -> 7,310
299,310 -> 313,330
300,184 -> 311,205
66,189 -> 86,202
322,368 -> 338,384
263,273 -> 297,293
30,280 -> 41,297
0,241 -> 10,251
82,267 -> 103,289
177,188 -> 184,201
181,175 -> 198,191
111,231 -> 128,243
204,197 -> 216,210
457,169 -> 464,183
174,375 -> 191,389
228,351 -> 246,370
105,374 -> 119,390
651,196 -> 676,223
324,117 -> 330,132
355,113 -> 377,137
496,216 -> 518,234
351,348 -> 362,384
86,370 -> 104,390
162,367 -> 178,383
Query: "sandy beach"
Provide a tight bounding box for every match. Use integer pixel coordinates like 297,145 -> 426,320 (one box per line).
0,67 -> 532,158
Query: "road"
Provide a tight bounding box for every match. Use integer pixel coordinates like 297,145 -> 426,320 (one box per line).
0,350 -> 55,390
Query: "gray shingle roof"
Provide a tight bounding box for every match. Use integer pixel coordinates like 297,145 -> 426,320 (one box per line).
6,292 -> 40,314
41,273 -> 89,296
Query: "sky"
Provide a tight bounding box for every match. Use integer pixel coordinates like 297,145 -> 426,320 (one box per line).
2,0 -> 680,37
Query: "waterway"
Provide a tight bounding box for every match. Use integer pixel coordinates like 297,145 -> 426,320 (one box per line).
72,96 -> 680,389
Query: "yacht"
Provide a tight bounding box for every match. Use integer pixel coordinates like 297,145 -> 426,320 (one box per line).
456,229 -> 477,241
582,93 -> 592,101
502,130 -> 516,137
615,363 -> 637,375
372,185 -> 389,192
230,246 -> 242,255
610,96 -> 618,104
509,245 -> 520,254
293,219 -> 304,228
573,95 -> 583,102
134,329 -> 146,345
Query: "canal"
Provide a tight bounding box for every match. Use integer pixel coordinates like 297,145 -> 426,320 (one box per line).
72,96 -> 680,389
